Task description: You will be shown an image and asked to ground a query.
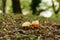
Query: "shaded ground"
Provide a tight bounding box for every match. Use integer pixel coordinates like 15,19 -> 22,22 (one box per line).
0,14 -> 60,40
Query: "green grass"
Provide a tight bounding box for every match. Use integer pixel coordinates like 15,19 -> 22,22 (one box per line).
0,13 -> 60,23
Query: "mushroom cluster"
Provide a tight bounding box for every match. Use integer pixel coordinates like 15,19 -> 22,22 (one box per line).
22,20 -> 40,28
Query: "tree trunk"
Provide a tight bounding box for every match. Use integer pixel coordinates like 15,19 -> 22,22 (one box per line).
30,0 -> 41,15
2,0 -> 6,13
52,0 -> 60,14
12,0 -> 22,13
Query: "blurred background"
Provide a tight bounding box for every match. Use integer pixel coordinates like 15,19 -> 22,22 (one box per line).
0,0 -> 60,19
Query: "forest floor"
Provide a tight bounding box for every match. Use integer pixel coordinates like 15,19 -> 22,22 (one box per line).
0,14 -> 60,40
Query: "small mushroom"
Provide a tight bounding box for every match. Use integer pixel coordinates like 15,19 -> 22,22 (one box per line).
31,20 -> 40,28
22,21 -> 31,27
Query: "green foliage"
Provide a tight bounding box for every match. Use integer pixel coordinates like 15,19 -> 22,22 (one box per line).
28,34 -> 37,40
6,0 -> 12,13
50,13 -> 60,23
20,0 -> 31,10
57,0 -> 60,3
0,0 -> 2,10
